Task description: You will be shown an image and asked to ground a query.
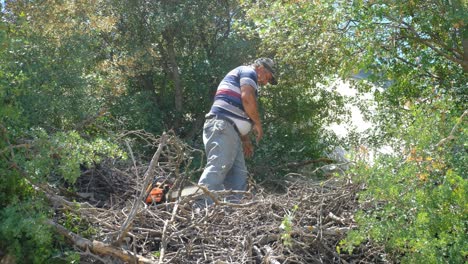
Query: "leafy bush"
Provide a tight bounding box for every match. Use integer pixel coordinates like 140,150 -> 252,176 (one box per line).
1,127 -> 127,260
24,128 -> 126,184
0,168 -> 54,263
341,104 -> 468,263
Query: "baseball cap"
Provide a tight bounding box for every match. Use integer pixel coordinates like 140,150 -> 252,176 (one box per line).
255,58 -> 278,85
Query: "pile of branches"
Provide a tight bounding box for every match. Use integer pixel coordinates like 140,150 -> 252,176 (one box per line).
46,131 -> 385,263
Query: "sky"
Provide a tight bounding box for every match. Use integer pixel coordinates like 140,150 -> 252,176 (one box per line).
325,80 -> 395,162
326,81 -> 373,138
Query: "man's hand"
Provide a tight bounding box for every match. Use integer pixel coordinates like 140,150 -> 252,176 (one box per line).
241,136 -> 254,158
252,123 -> 263,144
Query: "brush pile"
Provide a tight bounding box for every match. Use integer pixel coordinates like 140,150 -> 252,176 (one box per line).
47,131 -> 385,263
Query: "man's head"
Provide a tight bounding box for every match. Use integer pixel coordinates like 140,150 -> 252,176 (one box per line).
254,58 -> 278,85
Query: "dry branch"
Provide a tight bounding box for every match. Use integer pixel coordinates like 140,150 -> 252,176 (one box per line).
47,220 -> 154,264
114,133 -> 168,246
435,109 -> 467,148
159,202 -> 179,263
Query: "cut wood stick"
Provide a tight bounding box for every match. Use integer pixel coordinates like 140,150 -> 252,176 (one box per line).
47,220 -> 154,264
298,226 -> 353,236
159,202 -> 179,263
263,245 -> 281,264
327,212 -> 346,225
252,245 -> 263,264
196,185 -> 259,208
114,133 -> 168,246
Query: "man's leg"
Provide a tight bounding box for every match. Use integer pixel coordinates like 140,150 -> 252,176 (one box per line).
198,118 -> 239,202
223,145 -> 248,203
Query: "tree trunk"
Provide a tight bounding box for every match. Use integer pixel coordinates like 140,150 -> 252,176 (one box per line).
163,31 -> 183,116
138,72 -> 155,92
462,37 -> 468,73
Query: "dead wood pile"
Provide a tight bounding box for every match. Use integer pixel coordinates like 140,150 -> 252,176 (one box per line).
48,131 -> 385,263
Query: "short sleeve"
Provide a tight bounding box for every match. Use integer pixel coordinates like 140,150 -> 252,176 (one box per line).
239,67 -> 258,91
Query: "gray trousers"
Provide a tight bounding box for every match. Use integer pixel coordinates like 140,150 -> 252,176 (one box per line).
198,117 -> 248,204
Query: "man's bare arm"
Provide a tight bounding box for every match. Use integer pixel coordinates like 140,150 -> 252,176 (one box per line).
241,84 -> 263,143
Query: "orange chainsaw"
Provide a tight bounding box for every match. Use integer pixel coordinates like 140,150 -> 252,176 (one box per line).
144,177 -> 202,204
144,177 -> 172,204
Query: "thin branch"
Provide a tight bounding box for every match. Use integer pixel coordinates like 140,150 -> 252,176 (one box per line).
196,184 -> 259,208
381,46 -> 441,80
113,133 -> 168,246
435,109 -> 467,148
125,140 -> 139,179
275,158 -> 334,170
159,202 -> 179,263
400,21 -> 466,68
74,107 -> 109,131
0,143 -> 31,155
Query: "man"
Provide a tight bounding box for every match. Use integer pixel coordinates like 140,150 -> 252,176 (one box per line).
198,58 -> 278,203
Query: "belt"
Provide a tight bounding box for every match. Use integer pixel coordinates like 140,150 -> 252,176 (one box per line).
205,114 -> 240,135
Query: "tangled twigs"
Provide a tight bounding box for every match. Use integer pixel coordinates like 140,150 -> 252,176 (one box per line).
48,131 -> 384,263
114,133 -> 168,246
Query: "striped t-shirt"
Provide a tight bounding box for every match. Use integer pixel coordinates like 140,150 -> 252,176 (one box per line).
208,66 -> 258,134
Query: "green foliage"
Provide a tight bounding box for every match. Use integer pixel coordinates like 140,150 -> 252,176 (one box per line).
343,0 -> 467,146
22,128 -> 126,184
110,88 -> 166,134
242,0 -> 467,149
0,127 -> 124,262
2,1 -> 246,259
0,191 -> 54,263
108,0 -> 259,138
63,251 -> 80,264
341,104 -> 467,263
1,3 -> 114,131
0,131 -> 55,263
243,3 -> 467,260
62,210 -> 97,239
279,204 -> 299,247
0,11 -> 56,264
0,4 -> 126,260
238,1 -> 351,178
